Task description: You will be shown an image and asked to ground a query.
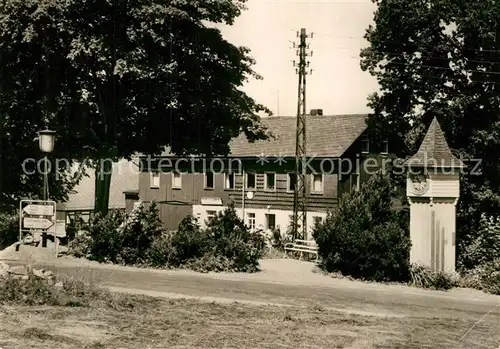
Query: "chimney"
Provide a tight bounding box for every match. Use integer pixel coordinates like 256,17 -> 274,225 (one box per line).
310,109 -> 323,116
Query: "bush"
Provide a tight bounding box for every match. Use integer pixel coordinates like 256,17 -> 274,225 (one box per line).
459,259 -> 500,295
0,212 -> 19,249
477,260 -> 500,295
147,234 -> 174,268
458,213 -> 500,271
313,172 -> 411,282
118,202 -> 165,265
409,264 -> 457,291
68,230 -> 92,258
86,210 -> 126,263
169,216 -> 208,265
204,204 -> 266,272
0,268 -> 159,309
69,203 -> 165,265
0,272 -> 107,307
68,202 -> 265,273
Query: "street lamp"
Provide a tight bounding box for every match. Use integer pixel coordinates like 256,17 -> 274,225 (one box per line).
38,129 -> 56,200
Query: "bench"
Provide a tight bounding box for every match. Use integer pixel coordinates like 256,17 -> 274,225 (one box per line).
284,239 -> 319,263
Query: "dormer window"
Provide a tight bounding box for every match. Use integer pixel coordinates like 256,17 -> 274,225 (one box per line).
361,135 -> 370,154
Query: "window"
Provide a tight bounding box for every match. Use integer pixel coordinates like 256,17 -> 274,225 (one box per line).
225,173 -> 235,189
265,173 -> 276,191
246,172 -> 256,190
350,172 -> 360,192
204,172 -> 214,189
206,210 -> 217,224
361,135 -> 370,154
311,174 -> 323,193
172,172 -> 182,189
150,172 -> 160,188
287,173 -> 297,192
265,214 -> 276,230
381,139 -> 389,154
247,212 -> 256,231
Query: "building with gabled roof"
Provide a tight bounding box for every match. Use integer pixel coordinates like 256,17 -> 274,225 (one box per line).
57,159 -> 140,226
134,113 -> 391,237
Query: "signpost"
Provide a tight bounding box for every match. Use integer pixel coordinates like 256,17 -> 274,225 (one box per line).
19,200 -> 58,256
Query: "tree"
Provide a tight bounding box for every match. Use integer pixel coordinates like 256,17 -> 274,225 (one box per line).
313,172 -> 411,282
0,0 -> 270,214
360,0 -> 500,263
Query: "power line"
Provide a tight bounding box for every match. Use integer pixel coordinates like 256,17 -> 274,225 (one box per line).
313,31 -> 500,54
375,51 -> 500,66
348,54 -> 500,81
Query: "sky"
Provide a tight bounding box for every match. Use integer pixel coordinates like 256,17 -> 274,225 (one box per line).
217,0 -> 379,117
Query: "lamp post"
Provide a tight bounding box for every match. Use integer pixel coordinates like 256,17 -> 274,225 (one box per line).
38,129 -> 55,249
38,129 -> 56,201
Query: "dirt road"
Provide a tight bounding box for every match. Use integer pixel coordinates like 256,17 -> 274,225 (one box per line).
4,258 -> 499,318
2,257 -> 499,348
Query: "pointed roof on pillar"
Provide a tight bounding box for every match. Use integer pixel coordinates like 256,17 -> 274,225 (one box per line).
404,117 -> 465,168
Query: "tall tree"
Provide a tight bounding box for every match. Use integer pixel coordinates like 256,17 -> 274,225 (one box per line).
0,0 -> 270,214
360,0 -> 500,267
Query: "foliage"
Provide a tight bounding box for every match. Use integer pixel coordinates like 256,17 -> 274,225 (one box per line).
204,204 -> 266,272
458,259 -> 500,296
0,0 -> 270,213
286,216 -> 301,241
473,260 -> 500,295
117,203 -> 165,265
69,203 -> 266,273
85,210 -> 127,263
0,268 -> 158,309
69,203 -> 165,264
360,0 -> 500,265
409,264 -> 456,291
0,267 -> 104,307
67,230 -> 92,259
146,234 -> 173,268
458,213 -> 500,271
0,211 -> 18,249
168,216 -> 208,265
313,172 -> 411,282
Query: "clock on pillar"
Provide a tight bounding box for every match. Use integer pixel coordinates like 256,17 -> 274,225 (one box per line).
404,117 -> 465,273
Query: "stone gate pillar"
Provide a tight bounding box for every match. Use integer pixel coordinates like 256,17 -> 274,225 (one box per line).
404,117 -> 464,273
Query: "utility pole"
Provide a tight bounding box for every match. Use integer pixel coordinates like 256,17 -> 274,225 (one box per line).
292,28 -> 313,241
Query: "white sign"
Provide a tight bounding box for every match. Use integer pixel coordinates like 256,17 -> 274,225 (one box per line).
200,197 -> 223,206
47,220 -> 66,238
23,217 -> 54,229
23,204 -> 54,216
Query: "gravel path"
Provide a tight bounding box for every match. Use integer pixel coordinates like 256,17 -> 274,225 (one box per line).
3,256 -> 499,320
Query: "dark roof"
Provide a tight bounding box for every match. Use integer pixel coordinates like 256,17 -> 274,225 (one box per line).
404,117 -> 465,168
58,159 -> 140,211
155,114 -> 368,158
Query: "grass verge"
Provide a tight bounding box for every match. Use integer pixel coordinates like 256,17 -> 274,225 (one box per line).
1,296 -> 499,349
0,265 -> 499,349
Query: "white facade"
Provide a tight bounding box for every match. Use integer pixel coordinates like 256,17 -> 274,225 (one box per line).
192,204 -> 327,240
407,172 -> 459,273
